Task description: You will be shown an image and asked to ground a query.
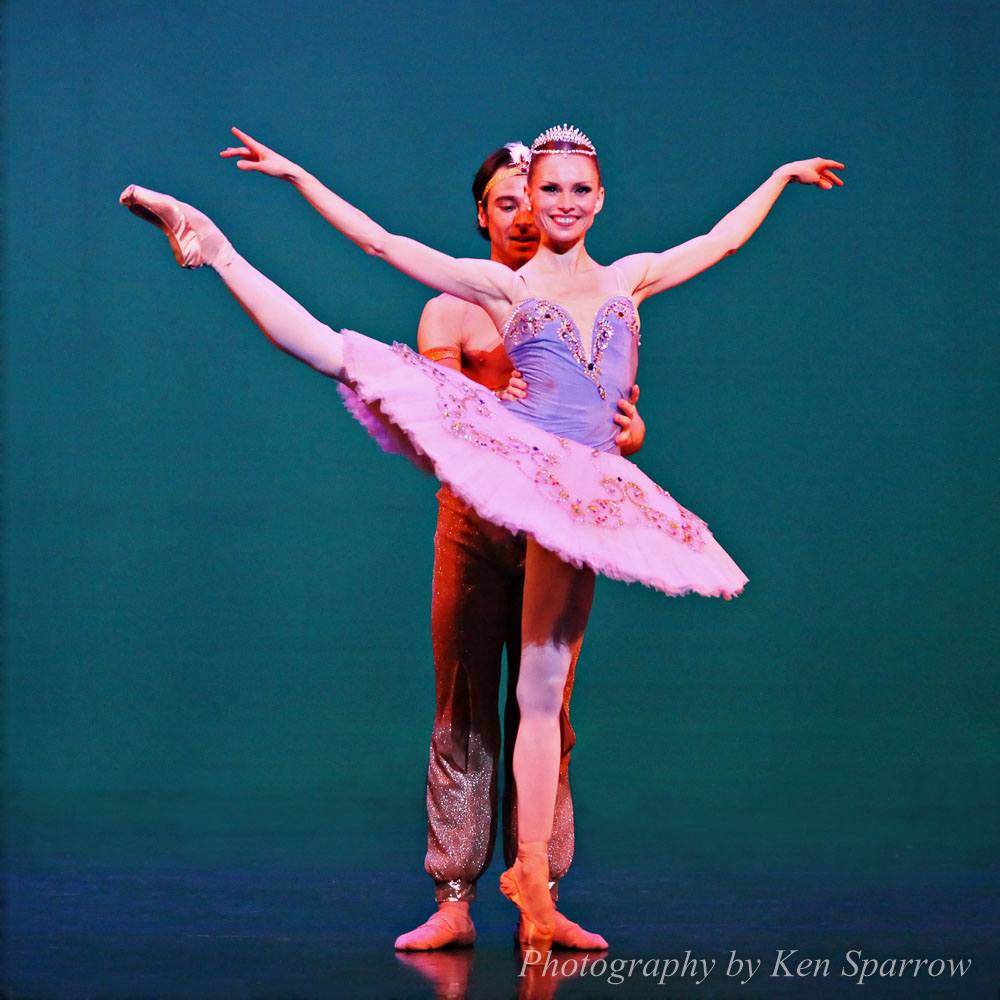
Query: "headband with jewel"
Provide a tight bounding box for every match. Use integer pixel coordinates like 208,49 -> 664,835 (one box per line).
480,142 -> 532,202
530,124 -> 597,158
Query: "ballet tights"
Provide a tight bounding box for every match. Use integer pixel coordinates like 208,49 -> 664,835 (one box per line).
501,541 -> 595,953
515,541 -> 594,844
214,252 -> 346,380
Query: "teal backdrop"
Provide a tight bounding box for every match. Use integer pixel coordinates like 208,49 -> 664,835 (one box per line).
4,0 -> 998,954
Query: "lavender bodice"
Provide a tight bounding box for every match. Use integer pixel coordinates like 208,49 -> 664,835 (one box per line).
500,296 -> 641,454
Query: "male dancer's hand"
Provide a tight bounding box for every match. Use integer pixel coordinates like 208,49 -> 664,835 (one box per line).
502,375 -> 646,454
501,369 -> 528,401
615,384 -> 645,456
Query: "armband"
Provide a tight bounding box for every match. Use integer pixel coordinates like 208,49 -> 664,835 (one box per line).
423,346 -> 462,363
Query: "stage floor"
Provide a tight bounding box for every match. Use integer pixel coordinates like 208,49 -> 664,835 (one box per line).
4,795 -> 997,999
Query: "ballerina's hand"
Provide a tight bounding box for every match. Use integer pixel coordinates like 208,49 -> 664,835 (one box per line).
789,157 -> 845,190
220,126 -> 301,181
501,370 -> 528,402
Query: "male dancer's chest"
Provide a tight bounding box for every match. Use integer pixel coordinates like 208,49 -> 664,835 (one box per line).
458,304 -> 514,391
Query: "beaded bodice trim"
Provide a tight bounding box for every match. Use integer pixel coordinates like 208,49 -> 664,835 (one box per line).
501,296 -> 640,401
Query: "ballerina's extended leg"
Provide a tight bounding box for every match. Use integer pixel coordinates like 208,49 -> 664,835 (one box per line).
120,185 -> 346,379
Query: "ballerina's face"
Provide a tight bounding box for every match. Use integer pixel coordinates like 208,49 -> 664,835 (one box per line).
528,155 -> 604,245
477,173 -> 539,269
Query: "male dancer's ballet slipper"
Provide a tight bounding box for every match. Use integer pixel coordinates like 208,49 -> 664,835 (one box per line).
394,902 -> 476,951
524,910 -> 609,950
500,841 -> 555,956
119,184 -> 205,268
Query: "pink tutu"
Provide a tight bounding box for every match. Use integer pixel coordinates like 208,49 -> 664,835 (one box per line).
337,331 -> 747,598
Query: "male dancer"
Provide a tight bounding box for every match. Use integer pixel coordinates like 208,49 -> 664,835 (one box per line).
394,143 -> 645,952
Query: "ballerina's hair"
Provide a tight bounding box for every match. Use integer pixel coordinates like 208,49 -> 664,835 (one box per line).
472,142 -> 531,240
527,124 -> 602,185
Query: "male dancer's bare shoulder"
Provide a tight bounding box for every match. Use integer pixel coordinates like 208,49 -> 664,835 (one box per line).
418,293 -> 513,391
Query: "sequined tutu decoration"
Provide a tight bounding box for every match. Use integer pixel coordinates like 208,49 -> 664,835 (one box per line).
337,331 -> 747,598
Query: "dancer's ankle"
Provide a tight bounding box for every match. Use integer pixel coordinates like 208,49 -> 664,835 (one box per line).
207,237 -> 235,271
181,203 -> 233,270
516,840 -> 550,862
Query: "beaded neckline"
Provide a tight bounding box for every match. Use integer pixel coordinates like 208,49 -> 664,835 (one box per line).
500,296 -> 640,400
501,296 -> 639,356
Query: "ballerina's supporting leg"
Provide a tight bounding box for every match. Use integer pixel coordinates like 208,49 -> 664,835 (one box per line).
502,540 -> 595,953
120,185 -> 347,381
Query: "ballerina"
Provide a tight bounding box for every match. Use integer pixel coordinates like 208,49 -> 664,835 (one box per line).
121,125 -> 842,952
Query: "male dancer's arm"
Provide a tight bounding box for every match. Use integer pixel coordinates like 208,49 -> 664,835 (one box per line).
417,295 -> 471,373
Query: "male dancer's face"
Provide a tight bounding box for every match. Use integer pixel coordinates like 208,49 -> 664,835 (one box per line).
477,174 -> 539,270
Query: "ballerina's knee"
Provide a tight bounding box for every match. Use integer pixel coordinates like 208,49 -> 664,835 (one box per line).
517,642 -> 572,718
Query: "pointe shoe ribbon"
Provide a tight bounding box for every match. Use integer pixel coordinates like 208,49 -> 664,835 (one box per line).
120,184 -> 204,268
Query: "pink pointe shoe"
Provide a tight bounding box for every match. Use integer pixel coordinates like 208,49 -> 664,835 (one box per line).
500,841 -> 555,957
119,184 -> 205,268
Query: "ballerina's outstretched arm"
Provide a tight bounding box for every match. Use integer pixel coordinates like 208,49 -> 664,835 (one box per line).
613,157 -> 844,303
221,128 -> 516,326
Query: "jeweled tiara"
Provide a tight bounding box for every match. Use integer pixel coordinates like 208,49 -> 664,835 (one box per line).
530,124 -> 597,157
